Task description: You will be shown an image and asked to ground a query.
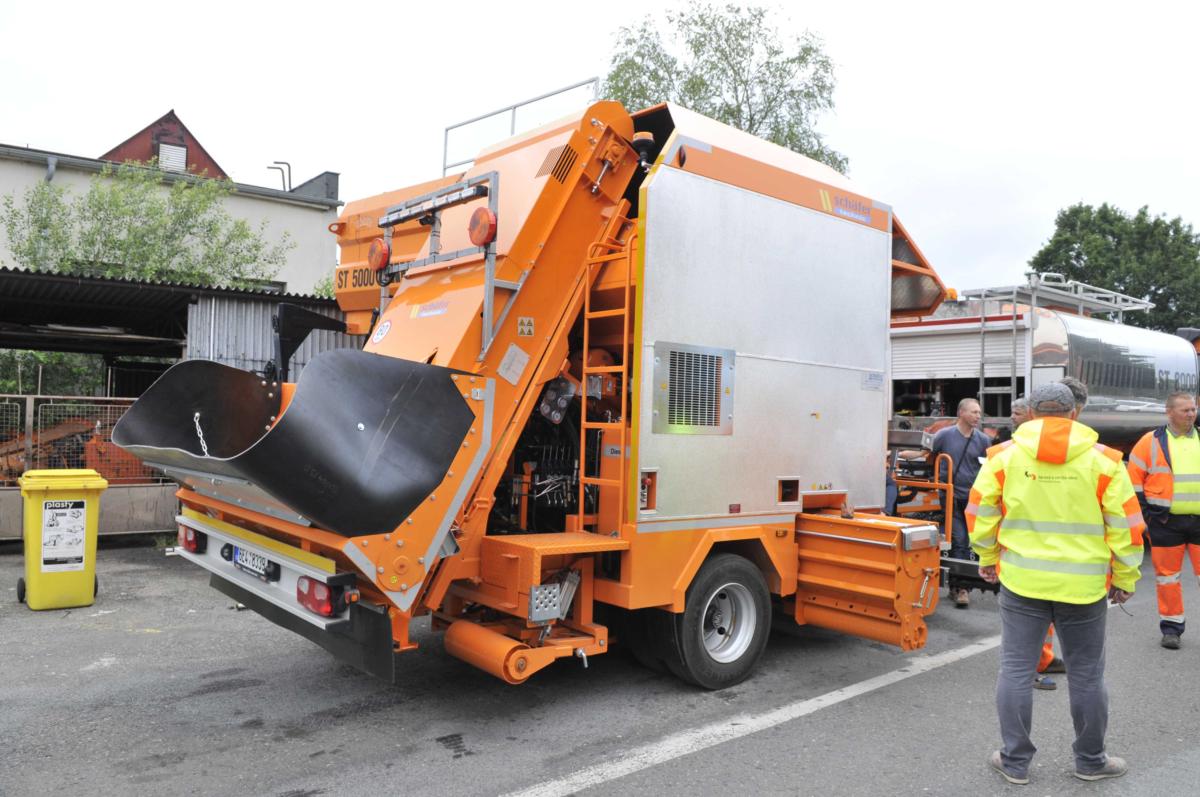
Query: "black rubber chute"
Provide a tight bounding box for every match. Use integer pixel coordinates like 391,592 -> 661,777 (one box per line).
114,349 -> 475,537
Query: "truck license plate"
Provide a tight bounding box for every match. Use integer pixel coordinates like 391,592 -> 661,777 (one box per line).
234,546 -> 270,577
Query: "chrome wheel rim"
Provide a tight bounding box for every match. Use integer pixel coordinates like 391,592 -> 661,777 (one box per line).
701,582 -> 756,663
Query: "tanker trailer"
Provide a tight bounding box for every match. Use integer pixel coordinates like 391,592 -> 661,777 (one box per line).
115,100 -> 948,688
889,278 -> 1196,601
891,275 -> 1198,451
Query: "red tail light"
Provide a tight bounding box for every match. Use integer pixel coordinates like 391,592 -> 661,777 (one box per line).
297,576 -> 338,617
468,207 -> 497,246
367,237 -> 391,271
177,525 -> 206,554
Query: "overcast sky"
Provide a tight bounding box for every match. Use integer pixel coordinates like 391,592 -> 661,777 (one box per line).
2,1 -> 1196,292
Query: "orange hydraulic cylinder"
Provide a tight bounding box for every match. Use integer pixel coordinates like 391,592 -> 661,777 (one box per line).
443,621 -> 531,684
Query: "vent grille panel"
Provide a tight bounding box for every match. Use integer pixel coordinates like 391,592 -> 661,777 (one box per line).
668,351 -> 722,427
536,145 -> 565,178
652,342 -> 735,435
551,147 -> 577,182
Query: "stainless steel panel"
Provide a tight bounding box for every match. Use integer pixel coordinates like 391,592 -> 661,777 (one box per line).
528,583 -> 561,622
637,167 -> 891,519
1043,309 -> 1199,447
901,524 -> 940,551
891,274 -> 944,314
163,465 -> 310,526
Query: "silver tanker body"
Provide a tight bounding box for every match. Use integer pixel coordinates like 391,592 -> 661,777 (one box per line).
891,297 -> 1198,450
1036,309 -> 1197,448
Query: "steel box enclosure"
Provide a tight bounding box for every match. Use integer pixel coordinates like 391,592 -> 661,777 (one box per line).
636,167 -> 893,520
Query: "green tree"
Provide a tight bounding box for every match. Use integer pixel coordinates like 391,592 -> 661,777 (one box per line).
0,350 -> 105,396
0,162 -> 296,396
603,3 -> 847,172
1029,203 -> 1200,333
1,161 -> 293,287
310,273 -> 335,299
1,180 -> 73,271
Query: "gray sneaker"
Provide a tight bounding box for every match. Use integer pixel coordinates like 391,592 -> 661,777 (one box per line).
1162,634 -> 1182,650
990,750 -> 1029,785
1074,756 -> 1128,781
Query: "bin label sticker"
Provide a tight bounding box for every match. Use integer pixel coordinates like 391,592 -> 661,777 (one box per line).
41,499 -> 86,573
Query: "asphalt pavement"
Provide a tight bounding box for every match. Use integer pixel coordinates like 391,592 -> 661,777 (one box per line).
1,539 -> 1197,797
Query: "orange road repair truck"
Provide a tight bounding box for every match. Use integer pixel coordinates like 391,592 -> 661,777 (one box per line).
114,101 -> 948,689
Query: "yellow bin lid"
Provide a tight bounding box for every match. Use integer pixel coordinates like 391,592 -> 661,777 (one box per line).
19,468 -> 109,494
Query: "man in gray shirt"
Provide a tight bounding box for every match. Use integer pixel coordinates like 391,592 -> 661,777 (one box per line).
931,397 -> 992,607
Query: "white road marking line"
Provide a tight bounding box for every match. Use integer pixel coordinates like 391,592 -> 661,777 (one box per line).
80,656 -> 116,672
505,635 -> 1002,797
510,598 -> 1132,797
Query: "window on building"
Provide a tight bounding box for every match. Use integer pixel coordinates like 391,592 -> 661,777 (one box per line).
158,143 -> 187,173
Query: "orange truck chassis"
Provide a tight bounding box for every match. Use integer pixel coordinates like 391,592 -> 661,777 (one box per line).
116,100 -> 947,688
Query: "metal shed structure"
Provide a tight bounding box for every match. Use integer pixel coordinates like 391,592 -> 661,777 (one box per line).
0,267 -> 363,540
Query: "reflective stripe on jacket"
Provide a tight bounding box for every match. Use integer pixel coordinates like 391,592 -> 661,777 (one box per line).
1127,426 -> 1200,516
1166,431 -> 1200,514
966,417 -> 1144,602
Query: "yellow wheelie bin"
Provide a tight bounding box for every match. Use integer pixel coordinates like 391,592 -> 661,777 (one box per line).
17,469 -> 108,610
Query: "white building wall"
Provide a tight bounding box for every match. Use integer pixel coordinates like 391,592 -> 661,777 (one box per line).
0,155 -> 337,294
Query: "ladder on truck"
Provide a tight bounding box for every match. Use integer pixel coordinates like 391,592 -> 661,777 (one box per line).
962,272 -> 1154,416
577,211 -> 636,533
972,285 -> 1021,417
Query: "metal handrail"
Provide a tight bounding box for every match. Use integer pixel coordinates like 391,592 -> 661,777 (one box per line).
443,78 -> 600,175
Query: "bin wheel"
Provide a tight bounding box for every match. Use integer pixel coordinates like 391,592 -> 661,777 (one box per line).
94,575 -> 99,598
16,577 -> 25,604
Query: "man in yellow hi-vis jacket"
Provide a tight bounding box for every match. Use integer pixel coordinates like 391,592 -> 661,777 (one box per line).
966,383 -> 1144,785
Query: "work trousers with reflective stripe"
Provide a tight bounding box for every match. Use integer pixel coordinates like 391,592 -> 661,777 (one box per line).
997,587 -> 1109,778
1149,514 -> 1200,636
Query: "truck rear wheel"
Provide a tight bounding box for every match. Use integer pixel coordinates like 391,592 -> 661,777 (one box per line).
622,609 -> 669,673
669,553 -> 771,689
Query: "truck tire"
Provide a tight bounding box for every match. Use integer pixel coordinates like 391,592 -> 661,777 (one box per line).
670,554 -> 771,689
623,609 -> 668,674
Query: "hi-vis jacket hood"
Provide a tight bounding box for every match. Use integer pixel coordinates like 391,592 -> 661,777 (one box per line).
966,417 -> 1145,602
1011,416 -> 1100,465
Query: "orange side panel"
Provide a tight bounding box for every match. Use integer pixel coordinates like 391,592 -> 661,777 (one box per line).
595,518 -> 798,611
679,145 -> 890,233
793,512 -> 939,651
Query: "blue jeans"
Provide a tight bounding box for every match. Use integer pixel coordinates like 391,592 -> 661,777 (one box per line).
996,586 -> 1110,777
948,496 -> 972,560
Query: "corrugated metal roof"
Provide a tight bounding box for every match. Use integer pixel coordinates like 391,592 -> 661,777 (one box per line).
0,265 -> 335,301
0,266 -> 341,357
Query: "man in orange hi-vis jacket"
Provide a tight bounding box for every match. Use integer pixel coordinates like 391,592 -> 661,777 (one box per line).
967,383 -> 1144,785
1127,391 -> 1200,650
